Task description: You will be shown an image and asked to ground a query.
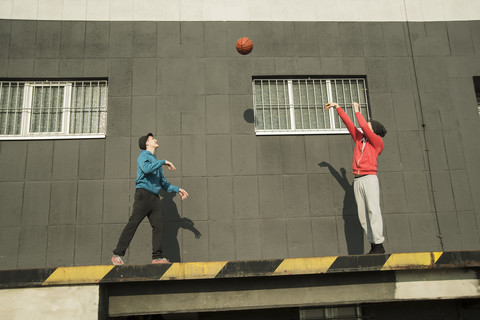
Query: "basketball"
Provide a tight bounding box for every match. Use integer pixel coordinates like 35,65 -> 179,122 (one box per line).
236,37 -> 253,55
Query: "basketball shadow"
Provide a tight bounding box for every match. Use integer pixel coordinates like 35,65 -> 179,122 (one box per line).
160,190 -> 202,263
319,162 -> 364,255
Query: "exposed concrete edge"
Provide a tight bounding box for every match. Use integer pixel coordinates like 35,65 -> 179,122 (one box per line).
108,269 -> 480,316
1,251 -> 480,289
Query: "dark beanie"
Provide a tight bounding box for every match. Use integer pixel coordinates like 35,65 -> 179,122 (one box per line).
370,120 -> 387,137
138,133 -> 153,150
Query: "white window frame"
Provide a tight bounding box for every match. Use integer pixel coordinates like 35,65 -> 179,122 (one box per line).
252,77 -> 370,135
0,80 -> 107,140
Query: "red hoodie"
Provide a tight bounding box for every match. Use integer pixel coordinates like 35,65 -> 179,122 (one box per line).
337,107 -> 383,175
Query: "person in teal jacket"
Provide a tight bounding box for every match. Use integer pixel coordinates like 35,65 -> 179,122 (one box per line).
112,133 -> 189,265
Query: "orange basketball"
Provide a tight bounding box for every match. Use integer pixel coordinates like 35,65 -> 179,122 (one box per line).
236,37 -> 253,55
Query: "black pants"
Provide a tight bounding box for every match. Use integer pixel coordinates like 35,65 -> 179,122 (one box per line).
113,188 -> 164,259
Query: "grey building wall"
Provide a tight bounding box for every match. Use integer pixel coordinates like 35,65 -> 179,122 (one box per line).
1,19 -> 480,269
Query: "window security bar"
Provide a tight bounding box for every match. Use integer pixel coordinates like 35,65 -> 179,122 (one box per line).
0,80 -> 108,139
253,78 -> 370,135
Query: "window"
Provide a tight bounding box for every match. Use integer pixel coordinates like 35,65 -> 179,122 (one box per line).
474,77 -> 480,117
253,77 -> 370,135
0,80 -> 108,139
300,305 -> 363,320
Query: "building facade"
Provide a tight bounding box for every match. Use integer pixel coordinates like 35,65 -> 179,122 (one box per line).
1,1 -> 480,318
1,0 -> 480,269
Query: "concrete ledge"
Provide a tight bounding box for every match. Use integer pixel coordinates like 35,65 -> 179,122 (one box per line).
1,251 -> 480,289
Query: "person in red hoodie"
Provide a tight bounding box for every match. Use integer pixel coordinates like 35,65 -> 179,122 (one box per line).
324,102 -> 387,254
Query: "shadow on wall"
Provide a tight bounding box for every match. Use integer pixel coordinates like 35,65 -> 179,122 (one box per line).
244,109 -> 254,123
319,162 -> 364,255
160,190 -> 202,263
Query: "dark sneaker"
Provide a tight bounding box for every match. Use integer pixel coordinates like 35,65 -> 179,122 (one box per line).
368,243 -> 385,254
112,255 -> 124,265
152,258 -> 171,264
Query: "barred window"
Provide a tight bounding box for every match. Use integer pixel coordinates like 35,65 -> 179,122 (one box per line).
253,77 -> 370,135
0,80 -> 108,139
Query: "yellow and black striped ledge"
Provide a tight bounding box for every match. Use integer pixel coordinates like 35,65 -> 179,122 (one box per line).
1,251 -> 480,289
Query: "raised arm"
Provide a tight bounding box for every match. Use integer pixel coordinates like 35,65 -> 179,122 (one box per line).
138,153 -> 165,174
353,103 -> 383,151
324,102 -> 361,140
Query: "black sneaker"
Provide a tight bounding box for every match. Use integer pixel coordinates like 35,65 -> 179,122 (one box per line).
368,243 -> 385,254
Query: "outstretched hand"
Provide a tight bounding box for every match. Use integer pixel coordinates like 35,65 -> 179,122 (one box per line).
324,102 -> 339,110
352,102 -> 360,113
164,160 -> 176,171
179,188 -> 189,200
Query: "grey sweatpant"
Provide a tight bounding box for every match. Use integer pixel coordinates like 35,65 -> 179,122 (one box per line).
353,174 -> 385,244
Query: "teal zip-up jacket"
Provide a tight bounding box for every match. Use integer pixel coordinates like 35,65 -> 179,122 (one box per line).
136,150 -> 180,195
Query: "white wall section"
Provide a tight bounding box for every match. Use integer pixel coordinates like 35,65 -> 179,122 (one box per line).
0,285 -> 99,320
395,270 -> 480,300
0,0 -> 479,22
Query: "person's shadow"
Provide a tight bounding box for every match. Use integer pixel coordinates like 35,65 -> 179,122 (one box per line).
159,190 -> 202,262
319,161 -> 364,255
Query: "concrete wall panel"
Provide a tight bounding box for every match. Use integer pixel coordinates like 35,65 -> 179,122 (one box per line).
409,213 -> 442,252
208,220 -> 235,260
25,141 -> 53,180
17,226 -> 48,268
206,95 -> 230,134
22,181 -> 51,226
0,227 -> 20,269
85,21 -> 109,58
46,225 -> 75,267
308,174 -> 335,217
0,182 -> 23,226
35,21 -> 61,58
33,58 -> 60,77
132,22 -> 156,58
9,20 -> 36,58
74,224 -> 102,266
77,180 -> 104,225
109,22 -> 133,58
436,212 -> 463,251
233,176 -> 260,219
258,175 -> 285,219
132,58 -> 157,96
0,20 -> 11,58
84,58 -> 108,77
208,176 -> 234,221
132,96 -> 156,136
384,214 -> 413,253
232,135 -> 257,175
206,135 -> 232,176
181,177 -> 208,221
362,23 -> 386,57
60,21 -> 86,58
457,211 -> 480,250
59,59 -> 84,77
382,22 -> 408,57
103,179 -> 131,224
286,218 -> 313,258
235,219 -> 262,260
283,175 -> 309,218
261,219 -> 287,259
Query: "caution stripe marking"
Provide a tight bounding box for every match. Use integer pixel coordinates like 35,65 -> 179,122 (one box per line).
1,251 -> 477,288
161,261 -> 227,280
43,265 -> 114,285
381,252 -> 443,271
274,256 -> 337,275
